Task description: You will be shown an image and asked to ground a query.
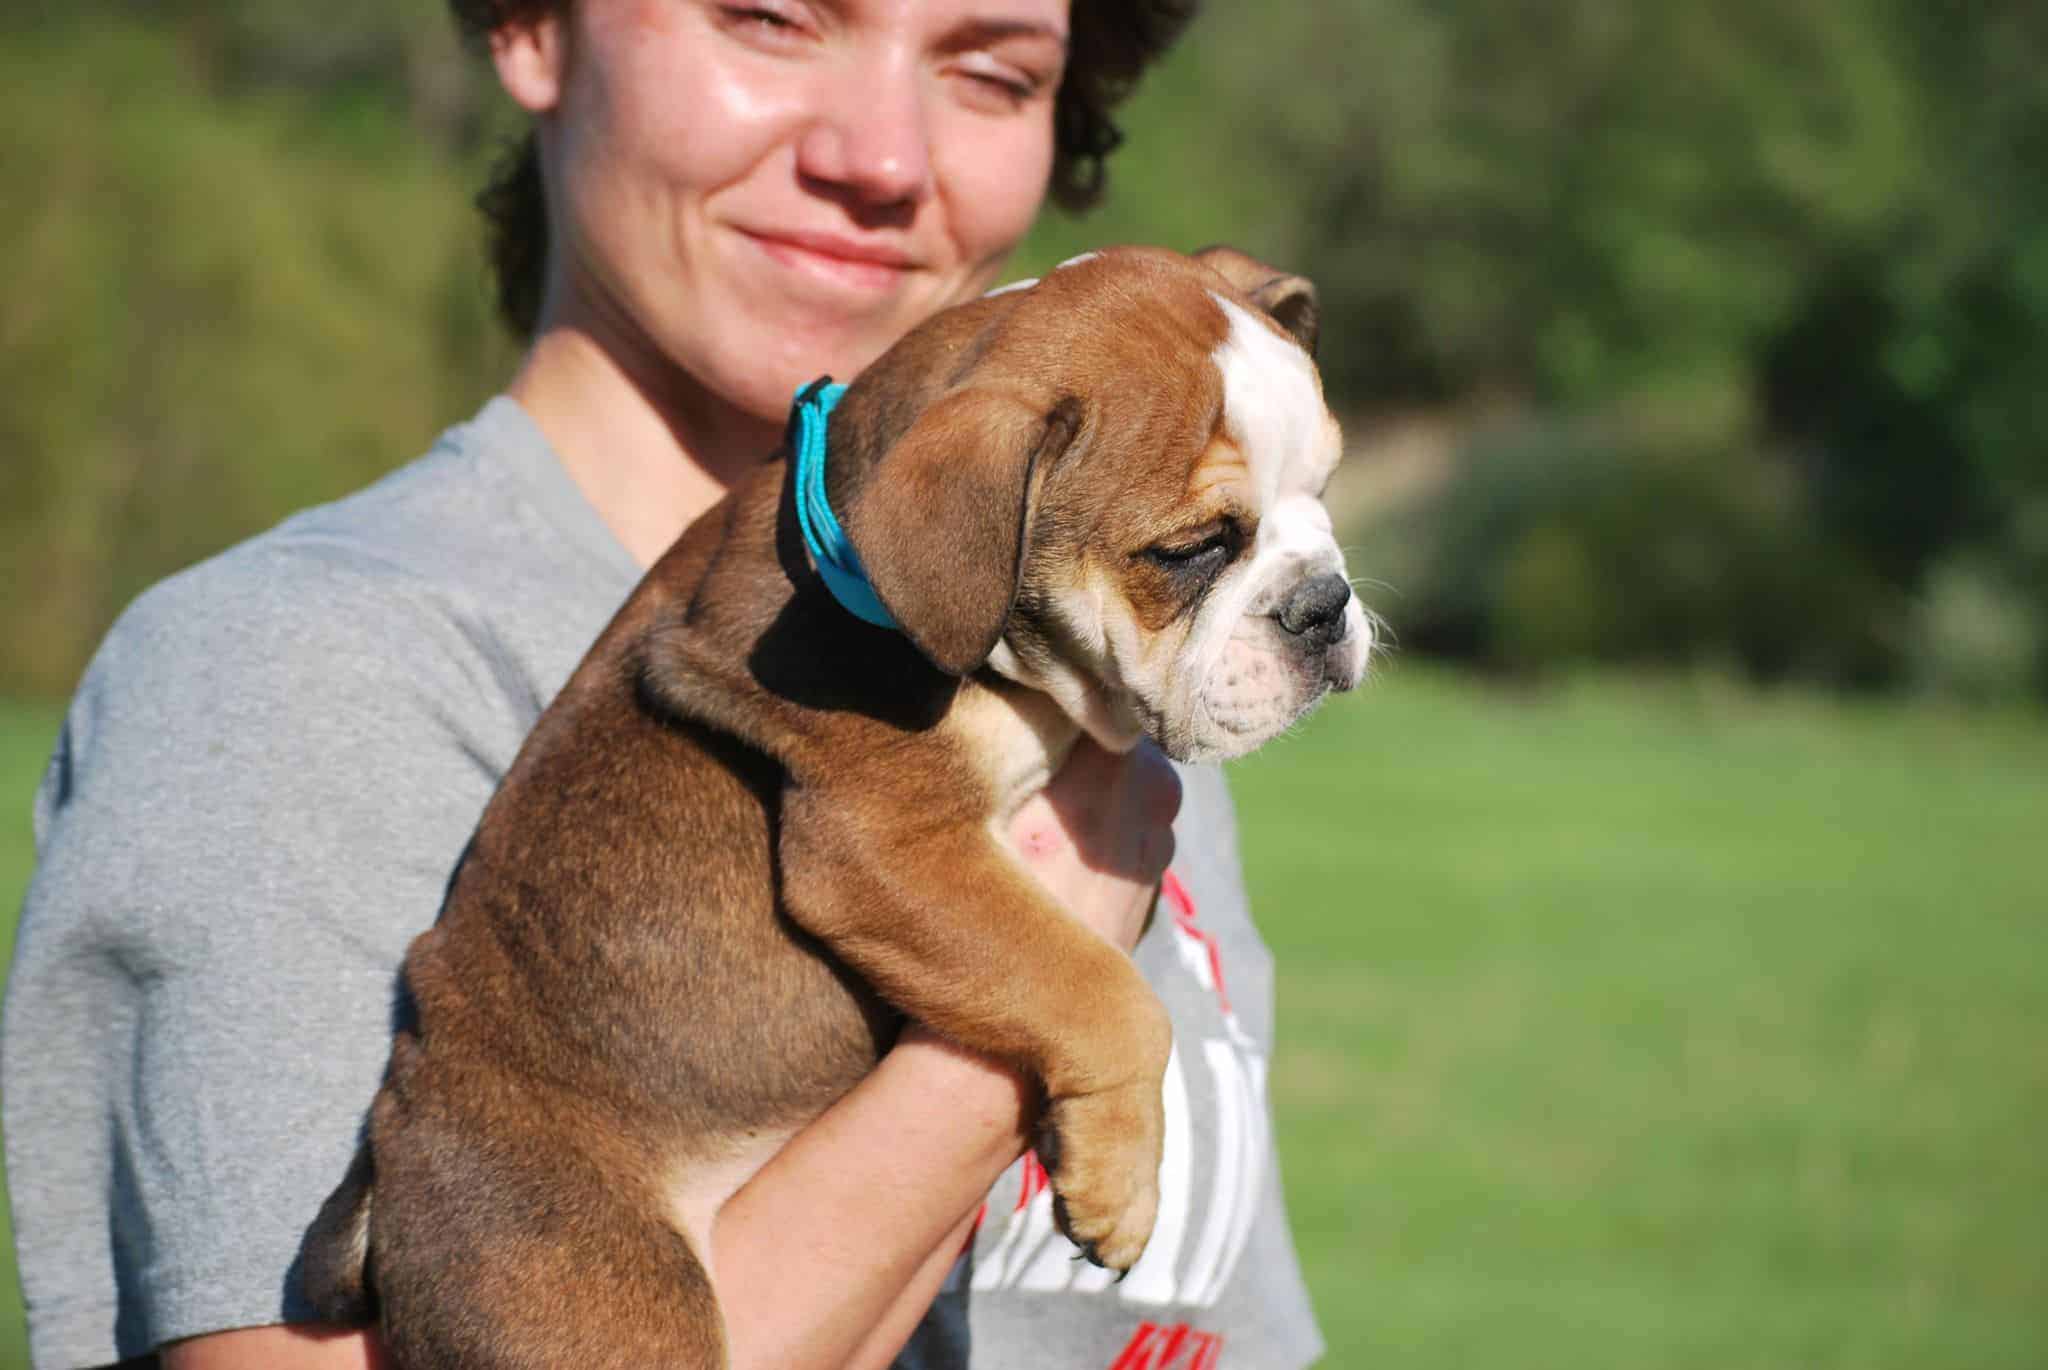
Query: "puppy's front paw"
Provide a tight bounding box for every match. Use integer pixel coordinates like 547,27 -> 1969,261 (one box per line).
1040,1082 -> 1165,1274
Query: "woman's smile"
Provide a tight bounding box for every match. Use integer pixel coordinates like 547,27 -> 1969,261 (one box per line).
733,225 -> 924,297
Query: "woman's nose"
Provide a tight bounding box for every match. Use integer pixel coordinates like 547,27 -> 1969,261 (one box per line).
795,62 -> 932,209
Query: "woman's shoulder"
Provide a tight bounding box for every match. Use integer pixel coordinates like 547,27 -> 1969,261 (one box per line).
86,397 -> 630,717
181,396 -> 595,614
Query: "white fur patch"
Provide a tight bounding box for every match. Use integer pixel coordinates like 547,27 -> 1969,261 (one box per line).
1210,294 -> 1334,504
1164,294 -> 1371,756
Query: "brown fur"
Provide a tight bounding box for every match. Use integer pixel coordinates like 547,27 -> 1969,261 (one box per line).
302,247 -> 1319,1369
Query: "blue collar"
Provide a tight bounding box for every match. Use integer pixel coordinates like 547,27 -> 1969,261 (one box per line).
790,379 -> 898,630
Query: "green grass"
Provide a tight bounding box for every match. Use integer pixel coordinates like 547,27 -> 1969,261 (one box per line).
1234,666 -> 2048,1368
2,670 -> 2044,1368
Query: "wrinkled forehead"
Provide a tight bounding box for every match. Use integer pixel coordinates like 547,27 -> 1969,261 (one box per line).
988,251 -> 1239,375
988,250 -> 1333,505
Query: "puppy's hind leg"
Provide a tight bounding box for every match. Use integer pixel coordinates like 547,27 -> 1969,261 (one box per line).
367,1058 -> 729,1369
377,1185 -> 727,1370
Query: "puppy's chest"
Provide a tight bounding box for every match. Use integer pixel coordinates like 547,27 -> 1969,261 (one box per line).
947,677 -> 1083,825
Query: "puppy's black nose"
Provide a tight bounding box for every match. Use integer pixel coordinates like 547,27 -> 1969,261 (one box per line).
1278,572 -> 1352,646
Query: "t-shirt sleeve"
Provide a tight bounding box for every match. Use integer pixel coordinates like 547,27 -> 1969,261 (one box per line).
2,548 -> 524,1367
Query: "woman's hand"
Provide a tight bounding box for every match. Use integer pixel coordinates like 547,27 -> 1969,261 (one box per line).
1005,737 -> 1183,953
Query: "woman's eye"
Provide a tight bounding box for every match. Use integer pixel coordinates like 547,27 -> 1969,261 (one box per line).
720,5 -> 805,38
967,72 -> 1032,102
950,56 -> 1047,109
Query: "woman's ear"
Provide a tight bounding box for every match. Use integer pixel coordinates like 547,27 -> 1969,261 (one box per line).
491,14 -> 568,115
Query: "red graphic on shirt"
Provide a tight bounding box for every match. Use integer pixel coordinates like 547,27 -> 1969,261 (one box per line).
1014,1148 -> 1051,1212
1160,870 -> 1231,1015
1108,1320 -> 1225,1370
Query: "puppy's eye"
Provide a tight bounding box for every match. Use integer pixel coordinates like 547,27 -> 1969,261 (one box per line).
1144,535 -> 1229,569
1140,527 -> 1239,603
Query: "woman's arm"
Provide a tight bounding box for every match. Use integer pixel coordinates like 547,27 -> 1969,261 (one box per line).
164,740 -> 1180,1370
715,1026 -> 1032,1370
160,1032 -> 1018,1370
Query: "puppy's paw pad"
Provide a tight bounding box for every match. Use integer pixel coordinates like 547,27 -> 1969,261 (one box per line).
1041,1090 -> 1164,1274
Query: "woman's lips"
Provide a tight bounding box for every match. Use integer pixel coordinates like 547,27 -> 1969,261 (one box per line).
739,229 -> 919,293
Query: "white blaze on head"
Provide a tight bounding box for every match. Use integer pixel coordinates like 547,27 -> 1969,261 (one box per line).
1211,295 -> 1333,524
1165,293 -> 1370,758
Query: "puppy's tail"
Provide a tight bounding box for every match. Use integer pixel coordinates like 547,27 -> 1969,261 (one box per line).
300,1139 -> 379,1325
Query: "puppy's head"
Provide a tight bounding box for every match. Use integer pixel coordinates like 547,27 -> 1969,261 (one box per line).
830,245 -> 1371,763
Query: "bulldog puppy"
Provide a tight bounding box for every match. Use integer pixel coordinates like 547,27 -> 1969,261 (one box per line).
303,246 -> 1372,1369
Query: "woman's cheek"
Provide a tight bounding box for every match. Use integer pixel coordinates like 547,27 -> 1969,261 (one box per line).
940,116 -> 1056,272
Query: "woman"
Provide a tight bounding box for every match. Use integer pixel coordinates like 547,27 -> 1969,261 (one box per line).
2,2 -> 1325,1366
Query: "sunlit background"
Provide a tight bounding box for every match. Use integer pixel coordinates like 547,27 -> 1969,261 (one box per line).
3,3 -> 2045,1366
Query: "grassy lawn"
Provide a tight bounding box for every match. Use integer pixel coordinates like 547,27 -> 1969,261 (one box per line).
2,668 -> 2044,1368
1234,667 -> 2048,1368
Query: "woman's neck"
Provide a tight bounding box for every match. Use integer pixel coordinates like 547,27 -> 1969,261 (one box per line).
508,320 -> 783,569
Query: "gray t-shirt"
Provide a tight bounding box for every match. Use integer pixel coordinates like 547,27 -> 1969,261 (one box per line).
3,398 -> 1324,1370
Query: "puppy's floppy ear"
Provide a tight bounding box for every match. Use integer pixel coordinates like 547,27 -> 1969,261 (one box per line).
1193,244 -> 1320,358
840,388 -> 1084,676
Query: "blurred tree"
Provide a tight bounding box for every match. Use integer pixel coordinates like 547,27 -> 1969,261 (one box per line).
8,0 -> 487,147
0,21 -> 511,697
1186,0 -> 2047,694
3,0 -> 2044,697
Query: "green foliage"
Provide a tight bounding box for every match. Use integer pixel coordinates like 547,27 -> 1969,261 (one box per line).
0,22 -> 512,697
1156,0 -> 2048,696
1364,422 -> 1899,687
1909,555 -> 2045,703
5,1 -> 2047,698
1016,30 -> 1301,274
1192,1 -> 1930,408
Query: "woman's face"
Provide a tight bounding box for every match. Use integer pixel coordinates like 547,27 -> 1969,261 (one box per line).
499,0 -> 1069,423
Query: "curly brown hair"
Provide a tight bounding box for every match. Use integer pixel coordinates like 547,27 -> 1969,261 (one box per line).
449,0 -> 1197,335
